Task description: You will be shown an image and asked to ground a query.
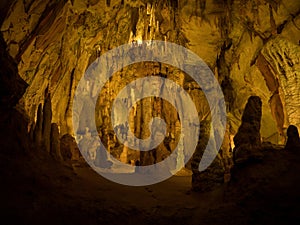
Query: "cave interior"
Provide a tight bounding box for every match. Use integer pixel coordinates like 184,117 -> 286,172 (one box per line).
1,0 -> 300,224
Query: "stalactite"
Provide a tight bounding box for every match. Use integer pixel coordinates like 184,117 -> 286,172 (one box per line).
269,5 -> 277,35
131,7 -> 139,37
199,0 -> 206,17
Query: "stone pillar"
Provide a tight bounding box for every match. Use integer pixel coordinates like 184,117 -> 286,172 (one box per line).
120,141 -> 129,163
233,96 -> 264,164
140,97 -> 155,166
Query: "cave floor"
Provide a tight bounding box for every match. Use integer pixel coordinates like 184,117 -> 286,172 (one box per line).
2,146 -> 300,225
1,150 -> 229,225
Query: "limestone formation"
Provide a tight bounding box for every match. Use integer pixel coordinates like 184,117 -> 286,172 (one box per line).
119,141 -> 129,164
191,120 -> 225,192
140,97 -> 155,167
262,38 -> 300,133
285,125 -> 300,151
50,123 -> 62,161
220,123 -> 233,182
1,0 -> 300,191
233,96 -> 264,164
1,0 -> 299,146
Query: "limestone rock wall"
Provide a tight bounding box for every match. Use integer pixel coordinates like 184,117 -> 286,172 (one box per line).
1,0 -> 300,150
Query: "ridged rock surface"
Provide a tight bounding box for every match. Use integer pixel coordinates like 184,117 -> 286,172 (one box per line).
1,0 -> 300,164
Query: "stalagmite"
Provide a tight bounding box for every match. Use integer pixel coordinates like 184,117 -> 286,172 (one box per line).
233,96 -> 264,164
120,141 -> 129,163
50,123 -> 62,161
285,125 -> 300,151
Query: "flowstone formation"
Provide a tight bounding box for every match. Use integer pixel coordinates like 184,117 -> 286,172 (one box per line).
233,96 -> 264,165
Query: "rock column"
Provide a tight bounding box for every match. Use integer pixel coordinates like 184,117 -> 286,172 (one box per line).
233,96 -> 264,164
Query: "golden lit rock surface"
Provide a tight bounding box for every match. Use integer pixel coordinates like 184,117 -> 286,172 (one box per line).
1,0 -> 299,145
1,1 -> 300,224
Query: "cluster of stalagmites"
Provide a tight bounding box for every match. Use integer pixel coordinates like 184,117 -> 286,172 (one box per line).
30,89 -> 80,162
29,93 -> 300,191
232,95 -> 300,165
191,95 -> 300,192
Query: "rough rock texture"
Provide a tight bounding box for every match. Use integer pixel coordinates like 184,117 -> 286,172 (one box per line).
1,0 -> 299,146
2,1 -> 300,223
0,0 -> 300,187
233,96 -> 264,164
262,39 -> 300,133
285,125 -> 300,151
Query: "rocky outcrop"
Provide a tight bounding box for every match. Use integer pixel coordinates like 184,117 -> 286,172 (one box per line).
233,96 -> 264,164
